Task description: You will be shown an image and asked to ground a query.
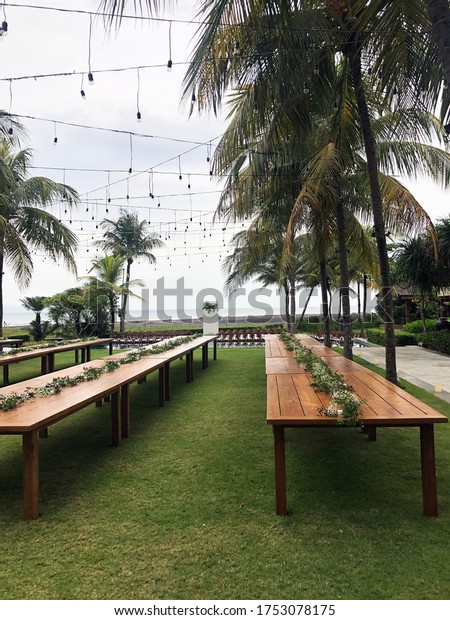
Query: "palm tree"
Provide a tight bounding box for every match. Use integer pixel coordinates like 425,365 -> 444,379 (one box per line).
391,235 -> 442,332
82,254 -> 144,335
20,295 -> 51,341
427,0 -> 450,94
98,209 -> 164,331
0,142 -> 78,336
20,295 -> 46,324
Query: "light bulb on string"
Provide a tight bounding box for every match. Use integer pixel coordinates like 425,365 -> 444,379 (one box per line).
87,15 -> 94,85
53,121 -> 58,145
167,21 -> 173,71
136,68 -> 142,122
303,82 -> 310,94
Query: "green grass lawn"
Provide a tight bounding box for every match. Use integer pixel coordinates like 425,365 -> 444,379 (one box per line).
0,347 -> 450,599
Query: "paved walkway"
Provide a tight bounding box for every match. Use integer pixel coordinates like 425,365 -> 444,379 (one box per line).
353,344 -> 450,403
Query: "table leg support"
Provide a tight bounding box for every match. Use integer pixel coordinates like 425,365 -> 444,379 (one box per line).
186,352 -> 193,383
213,339 -> 217,361
164,362 -> 170,401
111,390 -> 121,447
41,356 -> 48,375
420,424 -> 438,517
3,364 -> 9,386
159,367 -> 166,406
23,431 -> 39,520
273,425 -> 287,516
121,384 -> 130,439
48,352 -> 55,373
202,344 -> 208,369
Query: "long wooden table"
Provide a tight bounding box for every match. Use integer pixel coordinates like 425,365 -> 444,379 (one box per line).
266,334 -> 448,517
0,335 -> 217,519
0,338 -> 114,385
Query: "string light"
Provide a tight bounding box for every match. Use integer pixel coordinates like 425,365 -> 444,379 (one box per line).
136,67 -> 142,122
167,21 -> 173,71
87,14 -> 94,85
53,121 -> 58,144
0,3 -> 8,39
80,74 -> 86,99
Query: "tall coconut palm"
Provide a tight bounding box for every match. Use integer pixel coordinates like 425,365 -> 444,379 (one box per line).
0,142 -> 78,336
98,209 -> 164,331
82,254 -> 144,335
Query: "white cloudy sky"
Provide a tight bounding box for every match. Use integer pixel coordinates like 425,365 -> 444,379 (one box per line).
1,0 -> 449,321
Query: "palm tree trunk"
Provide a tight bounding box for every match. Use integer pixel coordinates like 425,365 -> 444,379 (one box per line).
427,0 -> 450,89
420,290 -> 427,333
289,277 -> 296,334
319,259 -> 331,348
357,280 -> 362,332
362,273 -> 368,333
348,47 -> 398,383
0,253 -> 3,337
300,285 -> 315,321
283,279 -> 291,329
109,293 -> 116,336
335,201 -> 353,359
120,260 -> 132,332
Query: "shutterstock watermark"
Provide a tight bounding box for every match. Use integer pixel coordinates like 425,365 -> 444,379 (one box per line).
117,277 -> 382,325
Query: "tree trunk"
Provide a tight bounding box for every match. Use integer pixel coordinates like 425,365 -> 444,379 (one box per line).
289,277 -> 296,334
283,279 -> 291,329
120,259 -> 132,332
319,258 -> 331,348
420,290 -> 427,333
357,280 -> 362,332
300,285 -> 315,321
109,293 -> 116,336
362,273 -> 368,333
0,253 -> 3,337
335,201 -> 353,359
427,0 -> 450,92
348,47 -> 398,384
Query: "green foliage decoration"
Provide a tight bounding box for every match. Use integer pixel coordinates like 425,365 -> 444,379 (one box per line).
279,332 -> 363,426
0,335 -> 199,412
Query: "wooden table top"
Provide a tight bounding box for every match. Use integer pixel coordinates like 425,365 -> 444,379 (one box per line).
0,335 -> 216,433
0,338 -> 113,365
266,335 -> 448,427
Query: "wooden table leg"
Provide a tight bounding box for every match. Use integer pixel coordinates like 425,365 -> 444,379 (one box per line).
273,425 -> 287,516
3,364 -> 9,386
159,367 -> 166,406
81,348 -> 86,363
202,344 -> 208,369
367,426 -> 377,442
420,424 -> 438,517
41,356 -> 48,375
48,352 -> 55,373
186,352 -> 192,383
75,350 -> 79,364
109,341 -> 113,355
23,431 -> 39,520
121,384 -> 130,439
86,346 -> 91,362
213,339 -> 217,361
164,362 -> 170,401
111,390 -> 121,447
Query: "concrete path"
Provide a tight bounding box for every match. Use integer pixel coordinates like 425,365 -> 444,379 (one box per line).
353,344 -> 450,403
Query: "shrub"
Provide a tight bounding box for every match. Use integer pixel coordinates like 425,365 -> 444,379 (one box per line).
402,319 -> 436,334
421,331 -> 450,355
365,328 -> 417,346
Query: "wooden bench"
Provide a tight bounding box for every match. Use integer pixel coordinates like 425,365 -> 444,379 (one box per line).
265,334 -> 448,517
0,335 -> 217,519
0,338 -> 114,385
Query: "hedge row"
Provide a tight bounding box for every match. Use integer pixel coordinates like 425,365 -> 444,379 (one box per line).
365,329 -> 418,346
421,331 -> 450,355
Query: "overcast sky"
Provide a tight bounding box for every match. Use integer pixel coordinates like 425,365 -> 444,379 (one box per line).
1,1 -> 449,321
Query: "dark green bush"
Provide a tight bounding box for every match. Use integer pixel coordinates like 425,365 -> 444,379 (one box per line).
421,331 -> 450,355
365,328 -> 417,346
402,319 -> 436,334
